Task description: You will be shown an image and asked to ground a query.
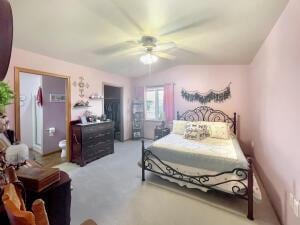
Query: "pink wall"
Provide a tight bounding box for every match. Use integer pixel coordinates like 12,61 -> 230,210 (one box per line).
250,0 -> 300,224
5,48 -> 132,140
4,5 -> 299,222
134,65 -> 252,152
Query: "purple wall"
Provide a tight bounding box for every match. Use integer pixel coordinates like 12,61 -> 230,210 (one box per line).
42,76 -> 66,154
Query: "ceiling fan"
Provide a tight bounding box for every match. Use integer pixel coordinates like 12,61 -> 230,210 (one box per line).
97,35 -> 177,64
137,35 -> 177,64
92,0 -> 213,66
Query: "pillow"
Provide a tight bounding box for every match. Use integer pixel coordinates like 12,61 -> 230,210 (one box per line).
2,184 -> 35,225
172,120 -> 188,135
200,121 -> 231,139
197,124 -> 210,140
184,122 -> 210,141
183,122 -> 199,140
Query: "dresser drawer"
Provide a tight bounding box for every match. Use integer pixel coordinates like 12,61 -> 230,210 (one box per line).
82,131 -> 113,146
82,122 -> 113,135
84,140 -> 113,158
101,142 -> 114,153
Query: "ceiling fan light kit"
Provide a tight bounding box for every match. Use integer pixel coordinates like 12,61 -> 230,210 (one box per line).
140,53 -> 158,65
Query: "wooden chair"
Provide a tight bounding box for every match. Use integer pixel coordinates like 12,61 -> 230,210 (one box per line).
2,178 -> 97,225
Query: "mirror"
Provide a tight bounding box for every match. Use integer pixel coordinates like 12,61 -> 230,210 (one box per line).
0,0 -> 13,81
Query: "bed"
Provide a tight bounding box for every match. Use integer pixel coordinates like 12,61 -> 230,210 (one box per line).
141,106 -> 258,220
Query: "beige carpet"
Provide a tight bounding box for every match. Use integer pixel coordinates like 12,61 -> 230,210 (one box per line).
69,140 -> 280,225
53,162 -> 80,174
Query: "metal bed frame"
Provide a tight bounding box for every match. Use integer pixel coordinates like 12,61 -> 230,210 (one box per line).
141,106 -> 254,220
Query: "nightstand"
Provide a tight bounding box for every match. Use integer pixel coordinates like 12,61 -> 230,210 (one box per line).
154,127 -> 170,140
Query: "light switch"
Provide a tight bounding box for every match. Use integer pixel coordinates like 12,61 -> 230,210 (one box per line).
294,199 -> 299,217
289,193 -> 294,206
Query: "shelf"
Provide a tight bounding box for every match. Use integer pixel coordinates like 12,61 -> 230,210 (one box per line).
89,97 -> 103,100
73,106 -> 92,109
104,98 -> 120,100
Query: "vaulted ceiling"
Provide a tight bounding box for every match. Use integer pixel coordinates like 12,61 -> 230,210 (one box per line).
10,0 -> 288,77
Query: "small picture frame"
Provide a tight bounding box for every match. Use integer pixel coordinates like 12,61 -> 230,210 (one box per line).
80,116 -> 87,124
50,93 -> 65,103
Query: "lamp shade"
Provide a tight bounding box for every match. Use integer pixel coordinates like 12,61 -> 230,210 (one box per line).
140,54 -> 158,65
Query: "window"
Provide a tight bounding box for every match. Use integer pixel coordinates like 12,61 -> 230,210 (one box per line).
145,86 -> 164,120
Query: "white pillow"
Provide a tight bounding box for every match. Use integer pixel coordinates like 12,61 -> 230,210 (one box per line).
183,122 -> 199,140
184,122 -> 210,141
5,144 -> 29,163
172,120 -> 188,135
199,121 -> 231,139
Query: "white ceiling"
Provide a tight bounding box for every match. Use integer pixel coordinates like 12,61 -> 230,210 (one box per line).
10,0 -> 288,77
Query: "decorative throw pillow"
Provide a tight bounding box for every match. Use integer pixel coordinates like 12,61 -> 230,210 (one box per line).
197,124 -> 210,140
184,123 -> 199,140
184,122 -> 209,141
200,121 -> 231,139
172,120 -> 188,135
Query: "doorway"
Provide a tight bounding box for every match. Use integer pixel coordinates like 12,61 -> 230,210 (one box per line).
14,67 -> 71,167
103,84 -> 123,141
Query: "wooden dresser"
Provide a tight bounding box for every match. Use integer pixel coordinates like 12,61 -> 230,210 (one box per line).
71,121 -> 114,166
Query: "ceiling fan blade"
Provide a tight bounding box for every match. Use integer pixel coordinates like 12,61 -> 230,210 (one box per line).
176,46 -> 201,56
155,42 -> 177,51
127,51 -> 145,56
111,0 -> 144,34
159,17 -> 213,37
95,41 -> 139,55
156,52 -> 176,60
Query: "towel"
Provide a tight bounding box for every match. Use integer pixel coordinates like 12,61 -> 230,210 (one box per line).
37,87 -> 43,106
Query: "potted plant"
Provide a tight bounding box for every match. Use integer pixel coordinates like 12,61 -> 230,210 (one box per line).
0,82 -> 14,132
0,81 -> 14,113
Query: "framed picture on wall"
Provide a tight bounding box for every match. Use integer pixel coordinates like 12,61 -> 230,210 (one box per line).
50,93 -> 65,103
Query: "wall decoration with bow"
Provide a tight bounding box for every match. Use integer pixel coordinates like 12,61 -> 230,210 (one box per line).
181,83 -> 232,104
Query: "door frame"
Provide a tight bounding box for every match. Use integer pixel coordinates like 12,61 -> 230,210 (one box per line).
102,83 -> 124,142
14,67 -> 72,161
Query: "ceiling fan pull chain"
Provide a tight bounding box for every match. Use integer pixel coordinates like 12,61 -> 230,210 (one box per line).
148,63 -> 152,75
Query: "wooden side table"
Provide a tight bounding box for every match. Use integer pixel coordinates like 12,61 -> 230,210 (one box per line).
154,127 -> 170,140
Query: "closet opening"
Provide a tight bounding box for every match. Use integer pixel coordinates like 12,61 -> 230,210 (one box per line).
103,84 -> 123,142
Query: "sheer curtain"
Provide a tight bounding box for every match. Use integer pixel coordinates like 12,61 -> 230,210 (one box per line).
163,83 -> 174,123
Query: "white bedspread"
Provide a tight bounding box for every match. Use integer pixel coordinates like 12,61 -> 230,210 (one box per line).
147,157 -> 262,200
144,134 -> 261,200
148,134 -> 248,172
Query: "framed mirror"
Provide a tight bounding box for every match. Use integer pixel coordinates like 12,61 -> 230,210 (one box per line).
0,0 -> 13,81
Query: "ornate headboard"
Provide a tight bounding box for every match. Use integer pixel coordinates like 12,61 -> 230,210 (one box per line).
176,106 -> 237,134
